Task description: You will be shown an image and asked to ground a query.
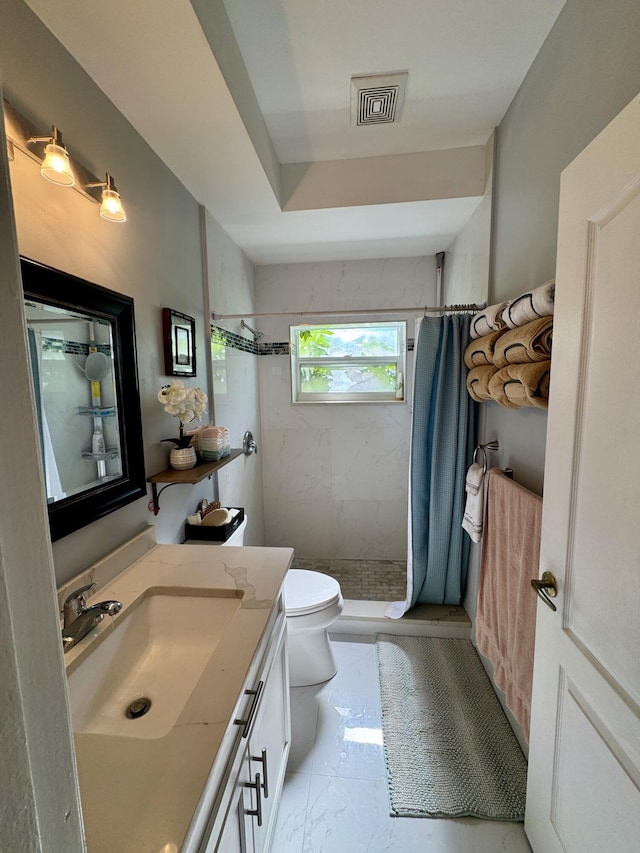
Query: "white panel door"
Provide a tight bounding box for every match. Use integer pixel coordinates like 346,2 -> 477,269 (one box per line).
526,93 -> 640,852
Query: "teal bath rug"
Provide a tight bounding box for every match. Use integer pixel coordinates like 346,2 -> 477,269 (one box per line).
376,635 -> 527,821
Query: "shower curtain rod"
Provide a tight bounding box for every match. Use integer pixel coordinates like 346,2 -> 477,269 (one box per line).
212,302 -> 485,322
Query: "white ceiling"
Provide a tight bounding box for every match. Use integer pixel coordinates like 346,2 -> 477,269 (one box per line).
24,0 -> 565,265
223,0 -> 564,164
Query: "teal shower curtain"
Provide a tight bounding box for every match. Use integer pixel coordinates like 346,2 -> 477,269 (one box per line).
386,314 -> 475,617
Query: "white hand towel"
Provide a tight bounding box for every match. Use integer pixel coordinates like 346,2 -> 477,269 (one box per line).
462,462 -> 485,542
462,489 -> 484,543
470,302 -> 508,339
465,462 -> 484,496
503,280 -> 555,329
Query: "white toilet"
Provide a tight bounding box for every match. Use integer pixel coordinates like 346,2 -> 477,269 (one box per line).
217,515 -> 248,546
283,569 -> 344,687
185,521 -> 343,686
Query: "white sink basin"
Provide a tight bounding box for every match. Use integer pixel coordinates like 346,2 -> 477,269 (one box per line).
66,587 -> 243,739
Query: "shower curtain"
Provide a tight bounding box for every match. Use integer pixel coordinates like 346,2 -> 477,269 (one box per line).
386,314 -> 475,618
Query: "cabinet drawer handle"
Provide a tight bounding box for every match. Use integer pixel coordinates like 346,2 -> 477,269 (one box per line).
245,772 -> 263,827
234,681 -> 264,738
251,748 -> 269,798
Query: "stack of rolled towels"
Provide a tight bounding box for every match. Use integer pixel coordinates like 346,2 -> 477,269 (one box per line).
465,280 -> 554,409
197,424 -> 230,460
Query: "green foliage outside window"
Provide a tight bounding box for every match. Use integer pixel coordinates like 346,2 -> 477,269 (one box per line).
292,322 -> 405,401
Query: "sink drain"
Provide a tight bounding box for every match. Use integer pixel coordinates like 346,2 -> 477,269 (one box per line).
126,697 -> 152,719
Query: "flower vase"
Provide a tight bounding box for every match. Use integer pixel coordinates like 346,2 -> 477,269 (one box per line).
169,446 -> 197,470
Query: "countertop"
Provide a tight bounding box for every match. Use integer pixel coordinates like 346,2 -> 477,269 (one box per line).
67,544 -> 293,853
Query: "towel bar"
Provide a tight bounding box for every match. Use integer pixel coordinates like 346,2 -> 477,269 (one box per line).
473,440 -> 499,474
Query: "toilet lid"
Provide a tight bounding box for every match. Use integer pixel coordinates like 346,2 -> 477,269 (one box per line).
284,569 -> 342,616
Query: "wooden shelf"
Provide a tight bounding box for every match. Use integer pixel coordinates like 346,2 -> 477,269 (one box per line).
147,449 -> 243,513
147,449 -> 243,484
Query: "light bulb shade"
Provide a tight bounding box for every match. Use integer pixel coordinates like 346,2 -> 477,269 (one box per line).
40,142 -> 75,186
100,187 -> 126,222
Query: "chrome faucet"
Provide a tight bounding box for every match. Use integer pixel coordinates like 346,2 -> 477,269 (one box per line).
61,582 -> 122,653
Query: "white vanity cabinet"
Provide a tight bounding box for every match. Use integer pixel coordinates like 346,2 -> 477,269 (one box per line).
204,598 -> 291,853
61,541 -> 294,853
214,745 -> 253,853
245,617 -> 290,852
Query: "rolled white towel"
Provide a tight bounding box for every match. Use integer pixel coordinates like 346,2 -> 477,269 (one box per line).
470,302 -> 508,339
465,463 -> 484,496
503,280 -> 555,329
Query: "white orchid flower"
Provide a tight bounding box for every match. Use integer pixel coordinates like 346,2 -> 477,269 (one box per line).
158,381 -> 208,424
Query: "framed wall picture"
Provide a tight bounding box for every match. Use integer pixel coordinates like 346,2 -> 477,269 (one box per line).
162,307 -> 197,376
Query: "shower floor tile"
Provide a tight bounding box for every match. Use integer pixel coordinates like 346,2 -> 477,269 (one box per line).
292,558 -> 407,601
273,635 -> 531,853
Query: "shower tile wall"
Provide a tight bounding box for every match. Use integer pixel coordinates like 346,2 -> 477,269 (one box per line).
34,320 -> 111,496
255,257 -> 437,595
206,211 -> 266,546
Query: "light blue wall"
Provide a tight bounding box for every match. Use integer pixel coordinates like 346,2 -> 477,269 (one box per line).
0,0 -> 253,583
485,0 -> 640,494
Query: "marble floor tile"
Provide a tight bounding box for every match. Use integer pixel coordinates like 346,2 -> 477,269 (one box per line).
323,636 -> 382,707
273,637 -> 532,853
272,772 -> 312,851
287,685 -> 322,774
454,817 -> 532,853
302,775 -> 464,853
310,699 -> 386,781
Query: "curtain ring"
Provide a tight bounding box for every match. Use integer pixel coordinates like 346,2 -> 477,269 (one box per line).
473,445 -> 488,474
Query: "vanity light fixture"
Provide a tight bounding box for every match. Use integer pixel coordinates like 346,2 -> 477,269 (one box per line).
28,125 -> 76,186
87,172 -> 127,222
5,100 -> 129,224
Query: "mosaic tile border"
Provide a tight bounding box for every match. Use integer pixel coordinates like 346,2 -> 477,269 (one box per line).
212,325 -> 414,355
212,325 -> 256,354
41,338 -> 111,356
259,341 -> 291,355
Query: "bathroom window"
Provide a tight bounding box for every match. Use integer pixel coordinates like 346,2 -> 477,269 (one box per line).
290,321 -> 406,403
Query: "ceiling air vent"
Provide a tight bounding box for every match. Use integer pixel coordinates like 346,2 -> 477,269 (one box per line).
350,72 -> 408,127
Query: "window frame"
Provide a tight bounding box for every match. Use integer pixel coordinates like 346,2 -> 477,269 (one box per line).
290,320 -> 407,404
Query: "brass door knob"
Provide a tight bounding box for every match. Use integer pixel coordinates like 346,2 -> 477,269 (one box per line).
531,571 -> 558,612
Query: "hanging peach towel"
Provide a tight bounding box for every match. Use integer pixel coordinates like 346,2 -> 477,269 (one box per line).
475,468 -> 542,742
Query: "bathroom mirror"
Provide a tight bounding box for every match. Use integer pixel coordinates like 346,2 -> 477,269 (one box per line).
21,257 -> 146,541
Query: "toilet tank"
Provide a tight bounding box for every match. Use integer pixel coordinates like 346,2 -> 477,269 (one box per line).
183,514 -> 248,546
222,515 -> 247,546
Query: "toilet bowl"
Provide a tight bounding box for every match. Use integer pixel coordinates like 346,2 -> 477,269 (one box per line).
284,569 -> 344,687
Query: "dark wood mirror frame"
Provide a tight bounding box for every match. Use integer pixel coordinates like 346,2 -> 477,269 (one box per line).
21,257 -> 146,541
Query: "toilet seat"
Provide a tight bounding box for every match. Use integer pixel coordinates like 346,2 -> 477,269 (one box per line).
284,569 -> 342,616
